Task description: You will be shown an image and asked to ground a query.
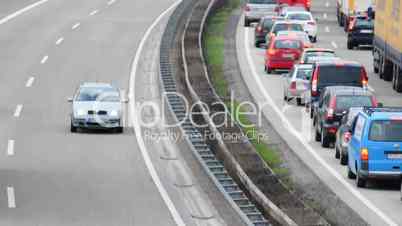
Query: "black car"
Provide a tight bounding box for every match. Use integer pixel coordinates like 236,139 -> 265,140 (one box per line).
335,107 -> 363,165
306,60 -> 369,118
313,86 -> 377,148
347,18 -> 374,50
254,16 -> 284,47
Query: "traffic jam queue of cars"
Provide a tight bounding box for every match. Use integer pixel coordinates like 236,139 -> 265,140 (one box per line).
245,0 -> 402,195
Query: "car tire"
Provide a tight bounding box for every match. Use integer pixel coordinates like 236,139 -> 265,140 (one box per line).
374,65 -> 379,74
310,107 -> 314,119
356,172 -> 367,188
321,127 -> 330,148
347,166 -> 356,179
340,153 -> 348,165
70,124 -> 77,133
296,98 -> 302,106
312,36 -> 317,43
255,42 -> 260,48
335,147 -> 340,159
266,66 -> 272,74
244,18 -> 250,27
315,123 -> 321,142
347,41 -> 353,50
284,93 -> 288,101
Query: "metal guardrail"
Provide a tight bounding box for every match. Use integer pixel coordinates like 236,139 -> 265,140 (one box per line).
158,0 -> 271,225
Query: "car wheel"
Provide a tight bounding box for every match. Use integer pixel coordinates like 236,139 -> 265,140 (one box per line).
347,41 -> 353,50
255,42 -> 260,48
356,172 -> 367,188
374,63 -> 379,74
266,66 -> 272,74
244,19 -> 250,27
296,98 -> 302,106
312,36 -> 317,43
335,147 -> 340,159
284,93 -> 288,101
340,153 -> 348,165
315,122 -> 321,142
70,124 -> 77,133
321,127 -> 330,148
347,166 -> 356,179
310,107 -> 314,119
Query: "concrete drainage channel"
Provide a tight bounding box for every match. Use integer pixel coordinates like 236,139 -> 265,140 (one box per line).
159,0 -> 269,225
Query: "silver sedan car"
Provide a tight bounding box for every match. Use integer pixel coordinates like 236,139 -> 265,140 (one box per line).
283,64 -> 312,105
69,83 -> 125,133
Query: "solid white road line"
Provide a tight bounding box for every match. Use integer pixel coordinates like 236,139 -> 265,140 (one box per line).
7,187 -> 16,208
107,0 -> 116,5
325,26 -> 330,33
0,0 -> 49,25
129,0 -> 185,225
72,23 -> 80,30
25,77 -> 35,87
40,55 -> 48,64
55,37 -> 64,45
13,105 -> 23,117
244,28 -> 397,226
7,140 -> 15,156
331,41 -> 338,49
89,10 -> 98,16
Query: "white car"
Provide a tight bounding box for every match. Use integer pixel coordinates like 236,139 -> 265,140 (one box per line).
284,11 -> 317,42
283,64 -> 313,105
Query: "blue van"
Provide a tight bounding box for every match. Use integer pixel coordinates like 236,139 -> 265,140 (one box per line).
348,107 -> 402,187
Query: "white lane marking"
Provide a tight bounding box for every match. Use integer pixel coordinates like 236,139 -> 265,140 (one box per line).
40,55 -> 48,64
331,41 -> 338,49
323,13 -> 327,19
25,77 -> 35,87
107,0 -> 116,5
325,1 -> 329,7
244,28 -> 397,226
128,0 -> 185,225
55,37 -> 64,45
368,85 -> 375,92
89,10 -> 98,16
0,0 -> 49,25
325,26 -> 330,33
72,23 -> 80,30
7,140 -> 15,156
13,105 -> 23,117
7,186 -> 16,208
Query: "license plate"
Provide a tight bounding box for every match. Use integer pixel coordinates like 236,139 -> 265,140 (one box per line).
360,30 -> 373,34
387,153 -> 402,159
283,54 -> 294,59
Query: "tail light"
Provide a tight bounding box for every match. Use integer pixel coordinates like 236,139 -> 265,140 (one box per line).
371,96 -> 378,107
360,148 -> 369,161
311,67 -> 319,96
245,5 -> 250,12
306,0 -> 311,9
325,96 -> 336,120
267,48 -> 276,56
343,132 -> 352,144
348,20 -> 355,31
360,67 -> 368,87
307,21 -> 316,26
256,26 -> 262,33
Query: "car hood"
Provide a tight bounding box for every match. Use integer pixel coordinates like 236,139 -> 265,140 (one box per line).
73,101 -> 122,113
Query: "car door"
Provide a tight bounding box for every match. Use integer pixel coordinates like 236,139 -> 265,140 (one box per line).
317,92 -> 329,131
348,115 -> 366,173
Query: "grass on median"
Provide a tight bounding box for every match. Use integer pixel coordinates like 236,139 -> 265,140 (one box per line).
203,0 -> 290,182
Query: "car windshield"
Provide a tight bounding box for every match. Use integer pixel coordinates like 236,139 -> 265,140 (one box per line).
249,0 -> 276,3
272,23 -> 303,34
76,87 -> 120,102
318,66 -> 362,87
369,120 -> 402,142
274,39 -> 301,49
287,13 -> 311,20
296,68 -> 312,80
336,95 -> 373,110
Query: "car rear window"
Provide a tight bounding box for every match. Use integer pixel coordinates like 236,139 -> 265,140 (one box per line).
272,23 -> 303,34
336,95 -> 373,110
296,68 -> 312,79
318,65 -> 362,87
274,39 -> 301,49
369,120 -> 402,142
355,19 -> 374,28
287,13 -> 311,20
249,0 -> 276,4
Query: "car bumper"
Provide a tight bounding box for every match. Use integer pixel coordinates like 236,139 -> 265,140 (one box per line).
266,60 -> 295,70
72,118 -> 121,129
359,170 -> 402,180
349,35 -> 373,45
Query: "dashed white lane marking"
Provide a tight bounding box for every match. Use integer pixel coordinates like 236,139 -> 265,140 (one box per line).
107,0 -> 116,5
7,140 -> 15,156
72,22 -> 80,30
129,0 -> 185,225
323,13 -> 327,19
368,85 -> 375,92
325,1 -> 329,7
7,187 -> 16,208
244,28 -> 397,226
325,26 -> 330,33
40,55 -> 48,64
25,77 -> 35,87
55,37 -> 64,45
89,10 -> 98,16
0,0 -> 50,25
13,105 -> 23,117
331,41 -> 338,49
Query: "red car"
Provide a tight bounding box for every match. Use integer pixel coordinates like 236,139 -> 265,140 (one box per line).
264,36 -> 304,73
277,0 -> 311,11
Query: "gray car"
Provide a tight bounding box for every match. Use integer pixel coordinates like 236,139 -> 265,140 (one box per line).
283,64 -> 312,105
244,0 -> 277,27
69,83 -> 125,133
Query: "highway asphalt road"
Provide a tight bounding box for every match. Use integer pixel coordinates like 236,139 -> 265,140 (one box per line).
0,0 -> 232,225
236,0 -> 402,225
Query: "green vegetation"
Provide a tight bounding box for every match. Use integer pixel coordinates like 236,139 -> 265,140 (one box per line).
203,0 -> 290,182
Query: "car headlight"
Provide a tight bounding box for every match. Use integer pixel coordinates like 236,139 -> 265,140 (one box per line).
109,110 -> 119,117
76,109 -> 86,116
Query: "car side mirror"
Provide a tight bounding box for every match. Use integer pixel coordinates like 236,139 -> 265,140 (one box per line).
377,102 -> 384,107
67,97 -> 73,102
